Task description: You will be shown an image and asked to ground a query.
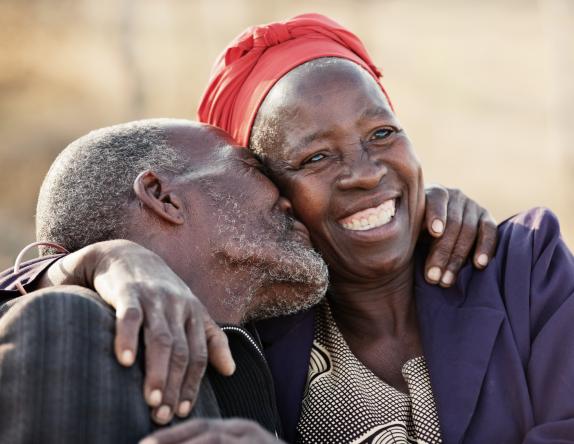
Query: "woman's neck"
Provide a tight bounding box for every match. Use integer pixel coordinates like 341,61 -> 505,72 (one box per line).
328,262 -> 417,340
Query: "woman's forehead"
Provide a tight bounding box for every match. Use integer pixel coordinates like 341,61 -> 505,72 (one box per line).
250,58 -> 393,157
263,58 -> 387,117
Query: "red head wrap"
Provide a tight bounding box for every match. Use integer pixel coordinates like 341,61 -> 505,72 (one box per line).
197,13 -> 392,147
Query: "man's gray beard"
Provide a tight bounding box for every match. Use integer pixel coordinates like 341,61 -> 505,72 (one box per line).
242,238 -> 329,322
206,187 -> 328,323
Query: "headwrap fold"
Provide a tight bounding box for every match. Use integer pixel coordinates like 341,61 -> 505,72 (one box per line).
197,13 -> 391,147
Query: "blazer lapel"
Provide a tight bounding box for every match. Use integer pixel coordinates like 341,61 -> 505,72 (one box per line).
416,281 -> 504,443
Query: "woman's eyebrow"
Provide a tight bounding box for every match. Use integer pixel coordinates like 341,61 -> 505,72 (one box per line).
289,130 -> 334,155
360,106 -> 393,121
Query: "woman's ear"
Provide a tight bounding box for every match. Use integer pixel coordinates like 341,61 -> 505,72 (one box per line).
133,170 -> 185,225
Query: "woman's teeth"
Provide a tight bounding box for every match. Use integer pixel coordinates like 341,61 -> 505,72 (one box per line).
340,199 -> 396,231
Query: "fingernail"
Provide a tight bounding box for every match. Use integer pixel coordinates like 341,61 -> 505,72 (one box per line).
148,389 -> 162,407
120,350 -> 134,366
227,354 -> 236,375
427,267 -> 441,282
441,270 -> 455,286
178,400 -> 192,417
431,219 -> 444,235
477,253 -> 489,267
156,405 -> 171,423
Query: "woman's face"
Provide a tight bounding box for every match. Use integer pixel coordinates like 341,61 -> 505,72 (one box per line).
253,59 -> 425,282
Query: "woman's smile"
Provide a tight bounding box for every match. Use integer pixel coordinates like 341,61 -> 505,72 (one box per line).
335,196 -> 404,243
339,197 -> 397,231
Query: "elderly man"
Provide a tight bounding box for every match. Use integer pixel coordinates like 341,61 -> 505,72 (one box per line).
0,118 -> 494,443
0,118 -> 330,443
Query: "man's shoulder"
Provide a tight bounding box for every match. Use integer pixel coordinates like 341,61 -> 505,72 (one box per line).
0,254 -> 65,304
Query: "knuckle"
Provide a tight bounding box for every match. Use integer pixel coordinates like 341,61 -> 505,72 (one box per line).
432,243 -> 453,258
449,188 -> 463,198
448,253 -> 466,269
446,206 -> 464,223
188,351 -> 209,373
428,250 -> 450,267
181,382 -> 199,400
435,186 -> 449,200
460,219 -> 477,234
151,330 -> 174,349
189,298 -> 206,319
122,305 -> 143,323
481,217 -> 497,231
187,298 -> 205,319
426,184 -> 448,197
464,206 -> 480,220
171,343 -> 189,367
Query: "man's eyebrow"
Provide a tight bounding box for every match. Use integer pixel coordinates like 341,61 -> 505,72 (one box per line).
360,106 -> 393,121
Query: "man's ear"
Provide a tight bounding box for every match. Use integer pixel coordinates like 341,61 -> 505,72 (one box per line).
133,170 -> 185,225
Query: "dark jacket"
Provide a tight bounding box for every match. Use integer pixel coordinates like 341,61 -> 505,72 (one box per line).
212,324 -> 282,436
0,274 -> 282,439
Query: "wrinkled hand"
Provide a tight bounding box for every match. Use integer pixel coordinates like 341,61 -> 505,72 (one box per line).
423,185 -> 497,287
140,418 -> 282,444
39,239 -> 235,424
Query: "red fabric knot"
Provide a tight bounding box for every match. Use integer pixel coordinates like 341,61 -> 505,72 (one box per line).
253,23 -> 292,48
197,13 -> 393,147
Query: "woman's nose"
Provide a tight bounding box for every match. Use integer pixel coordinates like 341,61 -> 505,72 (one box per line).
276,196 -> 294,217
337,151 -> 387,190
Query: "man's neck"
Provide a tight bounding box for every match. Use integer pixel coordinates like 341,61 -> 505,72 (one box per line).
186,273 -> 252,326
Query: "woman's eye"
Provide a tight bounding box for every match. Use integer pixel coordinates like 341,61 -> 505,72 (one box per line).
371,128 -> 394,140
304,153 -> 326,164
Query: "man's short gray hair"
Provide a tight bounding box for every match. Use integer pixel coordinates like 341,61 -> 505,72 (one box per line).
36,118 -> 189,254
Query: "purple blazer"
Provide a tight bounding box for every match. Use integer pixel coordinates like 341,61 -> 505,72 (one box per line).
258,208 -> 574,443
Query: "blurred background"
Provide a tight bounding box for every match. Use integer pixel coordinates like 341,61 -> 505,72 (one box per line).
1,0 -> 573,268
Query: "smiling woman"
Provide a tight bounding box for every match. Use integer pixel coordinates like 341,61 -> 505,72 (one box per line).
254,58 -> 425,283
199,13 -> 574,443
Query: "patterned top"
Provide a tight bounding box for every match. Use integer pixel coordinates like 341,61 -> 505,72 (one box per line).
297,300 -> 442,444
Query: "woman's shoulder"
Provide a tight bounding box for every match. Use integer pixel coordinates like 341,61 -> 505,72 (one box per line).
479,207 -> 573,338
493,207 -> 567,279
420,207 -> 573,327
497,207 -> 561,249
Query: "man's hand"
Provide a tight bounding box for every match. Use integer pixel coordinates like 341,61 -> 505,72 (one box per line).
37,239 -> 235,424
139,418 -> 282,444
423,185 -> 497,287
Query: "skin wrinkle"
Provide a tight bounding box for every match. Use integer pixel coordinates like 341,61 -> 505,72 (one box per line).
206,185 -> 328,322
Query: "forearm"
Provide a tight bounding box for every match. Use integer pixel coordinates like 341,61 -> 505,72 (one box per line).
36,239 -> 142,290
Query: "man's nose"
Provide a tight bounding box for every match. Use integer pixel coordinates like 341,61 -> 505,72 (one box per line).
337,150 -> 387,190
276,196 -> 294,216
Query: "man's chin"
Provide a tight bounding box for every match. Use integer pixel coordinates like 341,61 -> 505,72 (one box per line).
243,288 -> 325,323
243,247 -> 329,322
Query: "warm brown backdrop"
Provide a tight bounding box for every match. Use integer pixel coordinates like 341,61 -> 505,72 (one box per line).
1,0 -> 573,269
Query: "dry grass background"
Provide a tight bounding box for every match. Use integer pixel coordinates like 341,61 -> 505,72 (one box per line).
0,0 -> 573,269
